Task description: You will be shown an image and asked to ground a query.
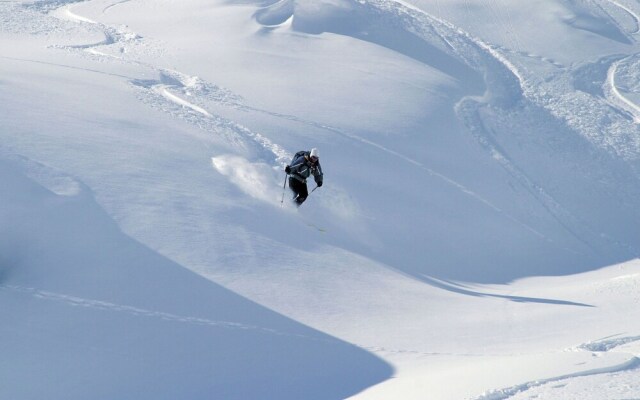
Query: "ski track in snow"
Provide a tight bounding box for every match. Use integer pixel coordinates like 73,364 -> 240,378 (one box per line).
606,56 -> 640,123
475,358 -> 640,400
360,0 -> 614,254
359,345 -> 511,359
579,334 -> 640,352
487,0 -> 640,164
245,96 -> 566,245
143,81 -> 290,164
473,336 -> 640,400
241,102 -> 530,223
38,0 -> 143,56
129,69 -> 290,165
154,84 -> 213,118
102,0 -> 130,14
410,0 -> 640,159
251,0 -> 594,249
455,98 -> 594,255
0,284 -> 316,341
384,0 -> 640,256
53,2 -> 96,24
34,0 -> 290,167
1,283 -> 514,359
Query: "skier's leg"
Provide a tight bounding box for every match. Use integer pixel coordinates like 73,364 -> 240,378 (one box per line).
289,178 -> 304,205
288,177 -> 300,199
288,178 -> 308,206
295,183 -> 309,206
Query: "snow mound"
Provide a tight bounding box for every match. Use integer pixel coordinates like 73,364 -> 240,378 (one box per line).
254,0 -> 481,88
254,0 -> 294,26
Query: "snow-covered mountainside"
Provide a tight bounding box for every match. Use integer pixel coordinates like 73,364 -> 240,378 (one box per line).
1,0 -> 639,398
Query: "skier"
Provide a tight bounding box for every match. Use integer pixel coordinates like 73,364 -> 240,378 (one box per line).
284,148 -> 323,207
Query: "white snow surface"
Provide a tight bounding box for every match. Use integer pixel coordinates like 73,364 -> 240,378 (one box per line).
1,0 -> 640,399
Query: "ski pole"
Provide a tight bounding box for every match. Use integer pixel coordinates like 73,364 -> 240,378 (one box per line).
309,185 -> 319,195
280,174 -> 288,206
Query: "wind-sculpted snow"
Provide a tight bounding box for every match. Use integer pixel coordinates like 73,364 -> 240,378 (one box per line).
254,0 -> 294,26
256,0 -> 485,94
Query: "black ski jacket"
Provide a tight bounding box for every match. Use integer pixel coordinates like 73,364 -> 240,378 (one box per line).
289,151 -> 323,185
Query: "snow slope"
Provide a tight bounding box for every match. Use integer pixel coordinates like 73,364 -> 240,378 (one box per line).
1,0 -> 640,398
0,87 -> 390,399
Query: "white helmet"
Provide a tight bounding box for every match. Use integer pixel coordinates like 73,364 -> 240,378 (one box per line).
310,148 -> 319,160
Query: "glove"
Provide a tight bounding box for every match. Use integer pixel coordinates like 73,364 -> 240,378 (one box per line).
285,165 -> 291,174
317,181 -> 323,187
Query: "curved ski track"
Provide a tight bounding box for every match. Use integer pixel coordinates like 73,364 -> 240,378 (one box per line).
389,0 -> 640,256
474,336 -> 640,400
606,56 -> 640,123
38,0 -> 290,166
102,0 -> 130,14
367,0 -> 637,255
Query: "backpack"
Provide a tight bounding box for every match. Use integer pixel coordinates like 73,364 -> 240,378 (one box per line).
291,150 -> 307,165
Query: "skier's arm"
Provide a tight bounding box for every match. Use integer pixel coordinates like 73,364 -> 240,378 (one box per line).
313,163 -> 323,186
